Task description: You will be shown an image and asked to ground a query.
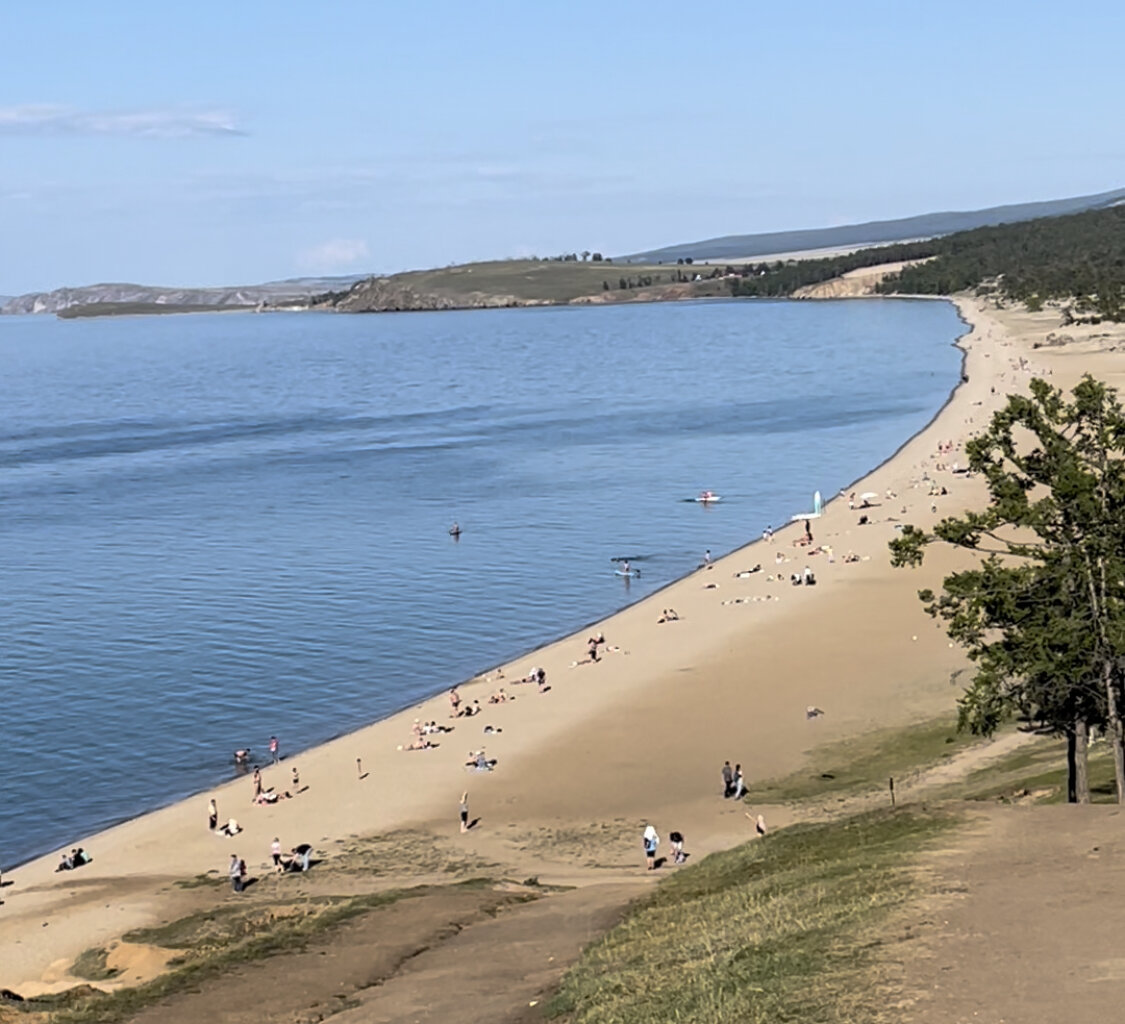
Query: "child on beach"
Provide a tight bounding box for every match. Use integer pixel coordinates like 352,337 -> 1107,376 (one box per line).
669,831 -> 686,864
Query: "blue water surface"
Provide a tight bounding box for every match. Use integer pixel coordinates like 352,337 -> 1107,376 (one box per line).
0,298 -> 964,866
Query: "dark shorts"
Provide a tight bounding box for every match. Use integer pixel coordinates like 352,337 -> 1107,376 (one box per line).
460,810 -> 468,823
272,854 -> 281,866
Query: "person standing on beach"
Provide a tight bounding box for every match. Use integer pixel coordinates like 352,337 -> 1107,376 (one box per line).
642,824 -> 659,870
733,764 -> 746,800
269,736 -> 279,764
229,854 -> 243,893
459,792 -> 470,833
208,798 -> 218,831
721,761 -> 733,798
449,686 -> 461,717
271,837 -> 283,873
291,766 -> 300,790
704,549 -> 712,567
252,768 -> 262,801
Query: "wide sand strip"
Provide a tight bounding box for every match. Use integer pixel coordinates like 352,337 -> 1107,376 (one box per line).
1,296 -> 1110,992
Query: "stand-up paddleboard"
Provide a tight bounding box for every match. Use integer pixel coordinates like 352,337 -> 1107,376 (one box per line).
614,568 -> 641,577
686,494 -> 722,503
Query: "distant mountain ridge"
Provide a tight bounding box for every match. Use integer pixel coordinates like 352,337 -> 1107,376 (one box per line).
623,187 -> 1125,263
0,274 -> 369,315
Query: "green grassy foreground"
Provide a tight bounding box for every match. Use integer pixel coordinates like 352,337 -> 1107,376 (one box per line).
549,807 -> 956,1024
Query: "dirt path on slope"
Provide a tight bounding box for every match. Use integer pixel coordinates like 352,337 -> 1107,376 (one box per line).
901,803 -> 1125,1024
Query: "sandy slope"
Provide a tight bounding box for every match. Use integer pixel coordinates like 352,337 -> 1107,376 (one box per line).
1,296 -> 1117,996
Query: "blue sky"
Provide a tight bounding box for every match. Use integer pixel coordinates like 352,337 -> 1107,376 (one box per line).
2,0 -> 1123,294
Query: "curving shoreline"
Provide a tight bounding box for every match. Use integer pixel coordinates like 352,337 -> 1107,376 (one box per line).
0,296 -> 1067,993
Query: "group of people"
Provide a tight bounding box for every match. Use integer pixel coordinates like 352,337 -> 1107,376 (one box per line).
450,687 -> 489,718
721,760 -> 747,800
55,848 -> 92,872
641,825 -> 687,870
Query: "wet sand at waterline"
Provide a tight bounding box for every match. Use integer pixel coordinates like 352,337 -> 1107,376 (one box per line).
3,296 -> 1116,997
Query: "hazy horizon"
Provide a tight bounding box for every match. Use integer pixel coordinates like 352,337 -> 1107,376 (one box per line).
3,0 -> 1124,295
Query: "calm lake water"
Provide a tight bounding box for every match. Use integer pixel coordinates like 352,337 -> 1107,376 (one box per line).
0,298 -> 964,866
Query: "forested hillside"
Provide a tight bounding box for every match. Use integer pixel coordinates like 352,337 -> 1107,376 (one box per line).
729,204 -> 1125,320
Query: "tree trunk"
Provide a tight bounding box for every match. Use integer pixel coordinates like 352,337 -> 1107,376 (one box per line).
1102,660 -> 1125,803
1066,729 -> 1078,803
1074,719 -> 1091,804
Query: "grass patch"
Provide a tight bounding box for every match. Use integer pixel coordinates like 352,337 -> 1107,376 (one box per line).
549,807 -> 957,1024
952,735 -> 1118,804
754,715 -> 978,803
39,886 -> 465,1024
69,948 -> 120,983
171,872 -> 223,889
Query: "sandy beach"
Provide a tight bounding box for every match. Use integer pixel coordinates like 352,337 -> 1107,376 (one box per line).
3,294 -> 1118,998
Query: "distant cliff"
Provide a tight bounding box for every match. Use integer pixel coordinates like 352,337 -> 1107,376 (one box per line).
326,259 -> 725,313
1,275 -> 367,316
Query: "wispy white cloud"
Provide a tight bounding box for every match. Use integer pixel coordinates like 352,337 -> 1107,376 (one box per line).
0,105 -> 246,138
297,238 -> 371,272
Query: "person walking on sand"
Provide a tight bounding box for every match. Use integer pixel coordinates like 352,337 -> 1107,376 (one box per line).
449,686 -> 461,717
229,853 -> 243,893
271,837 -> 283,873
269,736 -> 279,764
459,792 -> 470,833
721,761 -> 733,798
642,824 -> 659,870
252,768 -> 262,801
291,766 -> 300,790
732,764 -> 746,800
208,798 -> 218,831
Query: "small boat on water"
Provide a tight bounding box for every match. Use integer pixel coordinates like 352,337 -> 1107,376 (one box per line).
692,490 -> 722,503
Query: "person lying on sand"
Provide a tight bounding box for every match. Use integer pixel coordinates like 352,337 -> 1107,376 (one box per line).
488,688 -> 512,704
657,608 -> 680,623
219,818 -> 242,836
255,789 -> 293,805
466,750 -> 495,771
402,737 -> 435,751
